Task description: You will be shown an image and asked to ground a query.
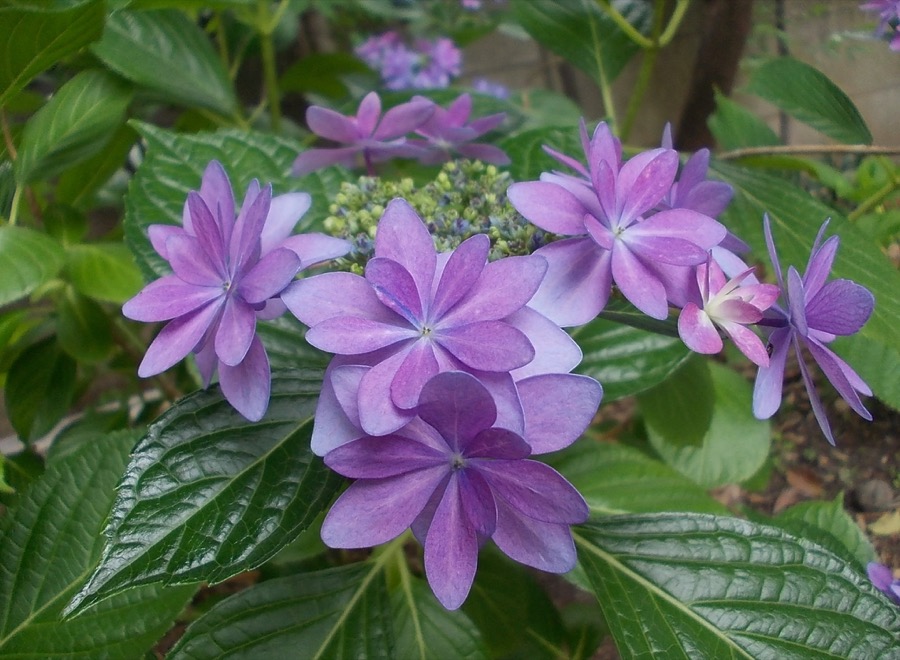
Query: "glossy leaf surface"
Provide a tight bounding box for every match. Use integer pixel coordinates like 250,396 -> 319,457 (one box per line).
0,225 -> 65,306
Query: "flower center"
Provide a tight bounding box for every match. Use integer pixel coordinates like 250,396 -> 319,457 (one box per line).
449,452 -> 466,471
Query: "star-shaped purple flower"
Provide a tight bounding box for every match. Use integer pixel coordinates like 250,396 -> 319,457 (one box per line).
410,93 -> 509,165
282,198 -> 582,444
753,216 -> 875,444
292,92 -> 435,176
321,370 -> 598,610
122,161 -> 351,421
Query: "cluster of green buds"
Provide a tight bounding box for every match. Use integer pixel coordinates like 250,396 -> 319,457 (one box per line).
323,160 -> 554,272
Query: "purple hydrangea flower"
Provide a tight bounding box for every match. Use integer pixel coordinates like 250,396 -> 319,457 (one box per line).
860,1 -> 900,51
471,78 -> 509,100
753,216 -> 875,444
292,92 -> 435,176
508,120 -> 727,323
411,37 -> 462,88
321,370 -> 598,610
122,161 -> 351,421
678,259 -> 780,366
410,93 -> 509,165
282,198 -> 582,446
355,33 -> 462,90
867,562 -> 900,604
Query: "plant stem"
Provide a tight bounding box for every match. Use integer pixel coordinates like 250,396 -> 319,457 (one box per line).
8,184 -> 22,225
620,0 -> 666,141
585,0 -> 618,126
595,0 -> 654,49
256,0 -> 284,134
718,144 -> 900,160
658,0 -> 691,47
848,173 -> 900,221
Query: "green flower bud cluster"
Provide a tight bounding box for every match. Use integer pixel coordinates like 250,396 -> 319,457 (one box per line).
323,160 -> 553,272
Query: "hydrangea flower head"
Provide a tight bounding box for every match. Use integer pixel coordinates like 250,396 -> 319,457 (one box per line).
753,216 -> 875,444
321,370 -> 597,610
293,92 -> 435,176
122,161 -> 351,420
355,33 -> 462,90
411,93 -> 509,165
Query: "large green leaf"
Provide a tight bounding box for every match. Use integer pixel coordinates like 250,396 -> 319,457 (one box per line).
642,361 -> 771,487
56,122 -> 137,209
56,286 -> 113,363
547,441 -> 728,516
637,355 -> 714,448
746,57 -> 872,145
573,315 -> 691,402
66,369 -> 344,614
0,0 -> 106,107
169,563 -> 394,659
576,513 -> 900,658
500,125 -> 583,182
511,0 -> 649,88
64,242 -> 143,304
0,225 -> 65,306
14,69 -> 132,184
124,122 -> 340,279
713,160 -> 900,410
0,431 -> 195,657
91,9 -> 237,117
708,91 -> 780,151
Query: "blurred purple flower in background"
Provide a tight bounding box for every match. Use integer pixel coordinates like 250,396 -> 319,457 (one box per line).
320,371 -> 597,610
411,93 -> 509,165
867,562 -> 900,604
123,161 -> 351,420
860,0 -> 900,51
293,92 -> 434,176
356,32 -> 462,90
753,217 -> 875,444
471,77 -> 510,99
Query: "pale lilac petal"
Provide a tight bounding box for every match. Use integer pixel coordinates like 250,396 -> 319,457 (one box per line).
194,339 -> 218,387
374,199 -> 437,298
424,475 -> 479,610
753,326 -> 792,419
311,363 -> 367,455
806,337 -> 872,419
306,105 -> 361,143
199,161 -> 235,246
279,233 -> 351,268
528,238 -> 612,327
623,233 -> 709,267
787,267 -> 809,336
437,321 -> 534,372
239,248 -> 301,304
517,373 -> 601,453
218,335 -> 270,421
138,301 -> 221,377
588,122 -> 622,179
720,321 -> 770,368
292,147 -> 362,176
321,466 -> 446,547
282,272 -> 400,327
417,371 -> 496,450
366,257 -> 424,324
260,192 -> 311,252
123,275 -> 221,322
374,99 -> 435,140
465,428 -> 531,460
431,234 -> 490,320
677,149 -> 709,195
215,296 -> 257,366
795,336 -> 836,446
330,363 -> 367,428
715,299 -> 764,325
230,183 -> 271,274
611,244 -> 670,320
592,160 -> 618,222
685,180 -> 733,218
678,303 -> 722,354
540,173 -> 604,220
506,181 -> 589,235
473,370 -> 524,436
630,209 -> 727,250
491,498 -> 577,573
325,435 -> 446,478
804,234 -> 839,298
390,340 -> 439,410
544,143 -> 589,177
478,460 -> 588,524
186,192 -> 226,269
616,148 -> 678,221
148,224 -> 183,260
506,307 -> 582,379
356,92 -> 381,136
358,350 -> 417,435
166,234 -> 225,285
306,316 -> 416,354
805,279 -> 874,336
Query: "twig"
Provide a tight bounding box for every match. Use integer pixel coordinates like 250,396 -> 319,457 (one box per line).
718,144 -> 900,160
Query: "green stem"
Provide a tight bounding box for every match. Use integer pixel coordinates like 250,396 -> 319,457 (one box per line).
8,184 -> 22,225
256,0 -> 283,133
214,11 -> 231,74
586,0 -> 618,126
658,0 -> 691,47
595,0 -> 654,49
848,174 -> 900,221
620,0 -> 665,141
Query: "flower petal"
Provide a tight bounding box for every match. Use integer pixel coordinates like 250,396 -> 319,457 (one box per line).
138,301 -> 221,377
390,340 -> 439,410
374,199 -> 437,299
479,460 -> 588,524
465,428 -> 531,460
148,224 -> 183,260
437,321 -> 534,372
310,362 -> 368,456
806,336 -> 872,420
417,371 -> 497,450
307,105 -> 360,143
292,147 -> 362,176
356,92 -> 381,136
166,234 -> 225,285
199,160 -> 236,247
678,303 -> 723,355
123,275 -> 221,322
279,233 -> 352,268
366,257 -> 424,324
610,243 -> 670,320
186,192 -> 226,270
506,307 -> 582,379
238,247 -> 301,304
720,321 -> 770,368
517,373 -> 602,454
430,234 -> 490,320
491,498 -> 577,573
215,296 -> 257,366
805,279 -> 874,336
306,316 -> 416,354
804,233 -> 839,298
230,183 -> 271,275
424,475 -> 479,610
616,148 -> 678,221
325,435 -> 446,478
260,192 -> 311,253
358,350 -> 418,435
507,181 -> 590,235
752,326 -> 792,419
373,99 -> 434,140
628,209 -> 726,251
282,271 -> 399,327
219,335 -> 270,421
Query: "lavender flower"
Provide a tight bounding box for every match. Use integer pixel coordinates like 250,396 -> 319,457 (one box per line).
860,1 -> 900,51
678,259 -> 780,366
122,161 -> 351,421
471,78 -> 510,100
282,198 -> 581,445
355,33 -> 462,90
292,92 -> 435,176
753,216 -> 875,444
508,121 -> 726,323
867,562 -> 900,604
320,371 -> 598,610
410,93 -> 509,165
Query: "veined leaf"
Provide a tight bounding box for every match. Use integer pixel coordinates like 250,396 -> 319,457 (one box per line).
637,355 -> 714,448
64,242 -> 143,304
56,286 -> 113,363
0,431 -> 195,657
576,513 -> 900,658
708,90 -> 780,151
66,369 -> 344,614
5,337 -> 76,442
0,225 -> 65,306
500,125 -> 582,182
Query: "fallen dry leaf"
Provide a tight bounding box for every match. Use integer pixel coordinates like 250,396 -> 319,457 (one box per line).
786,466 -> 824,498
869,510 -> 900,536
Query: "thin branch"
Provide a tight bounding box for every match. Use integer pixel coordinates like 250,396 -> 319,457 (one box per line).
718,144 -> 900,160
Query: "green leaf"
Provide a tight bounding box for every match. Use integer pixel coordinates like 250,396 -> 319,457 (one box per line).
64,242 -> 143,304
576,513 -> 900,658
4,337 -> 76,442
393,574 -> 487,660
511,0 -> 649,87
124,122 -> 339,279
279,52 -> 371,98
712,159 -> 900,411
66,369 -> 344,614
42,203 -> 88,246
0,431 -> 196,657
259,315 -> 331,371
500,125 -> 582,182
708,90 -> 780,151
92,9 -> 237,117
775,494 -> 877,570
0,225 -> 66,306
745,57 -> 872,145
56,122 -> 137,209
56,286 -> 113,363
573,315 -> 691,402
636,355 -> 714,448
643,361 -> 771,487
547,441 -> 728,516
0,0 -> 106,108
169,563 -> 394,659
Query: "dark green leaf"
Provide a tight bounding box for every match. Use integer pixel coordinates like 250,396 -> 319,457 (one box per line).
643,361 -> 771,487
547,441 -> 728,516
708,90 -> 780,151
576,513 -> 900,658
92,9 -> 237,116
0,0 -> 106,107
259,314 -> 331,371
746,57 -> 872,144
64,242 -> 143,304
0,225 -> 66,306
500,125 -> 582,182
5,337 -> 76,442
280,52 -> 371,98
637,355 -> 713,448
573,315 -> 691,402
169,564 -> 394,659
14,69 -> 132,183
56,122 -> 137,209
42,203 -> 88,246
56,285 -> 113,362
66,369 -> 344,613
511,0 -> 649,87
0,431 -> 196,657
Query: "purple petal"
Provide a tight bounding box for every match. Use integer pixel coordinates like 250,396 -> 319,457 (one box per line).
459,469 -> 498,542
306,105 -> 360,143
543,144 -> 588,178
215,296 -> 257,366
805,279 -> 874,336
478,460 -> 588,524
610,244 -> 670,320
466,428 -> 531,460
356,92 -> 381,136
306,316 -> 416,354
199,161 -> 236,247
194,339 -> 218,387
325,435 -> 446,478
282,272 -> 399,327
166,234 -> 225,285
358,350 -> 417,435
279,233 -> 352,268
230,184 -> 271,275
630,209 -> 727,251
517,373 -> 603,454
123,275 -> 221,322
437,321 -> 534,372
804,233 -> 839,298
366,257 -> 424,324
787,267 -> 809,336
491,498 -> 577,573
218,335 -> 270,421
430,234 -> 490,320
867,563 -> 895,592
720,321 -> 770,368
424,475 -> 479,610
806,336 -> 872,420
310,363 -> 367,456
239,247 -> 301,304
588,122 -> 621,181
260,192 -> 311,253
795,336 -> 836,445
507,182 -> 589,235
456,143 -> 510,165
148,224 -> 183,260
715,299 -> 763,325
292,147 -> 362,176
685,180 -> 733,218
753,326 -> 792,419
763,215 -> 785,292
186,192 -> 226,270
678,303 -> 722,354
374,99 -> 435,140
321,467 -> 447,548
390,340 -> 440,410
623,233 -> 709,267
506,307 -> 582,379
417,371 -> 497,450
616,148 -> 679,221
473,370 -> 525,436
374,199 -> 437,300
540,173 -> 604,220
138,301 -> 221,377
